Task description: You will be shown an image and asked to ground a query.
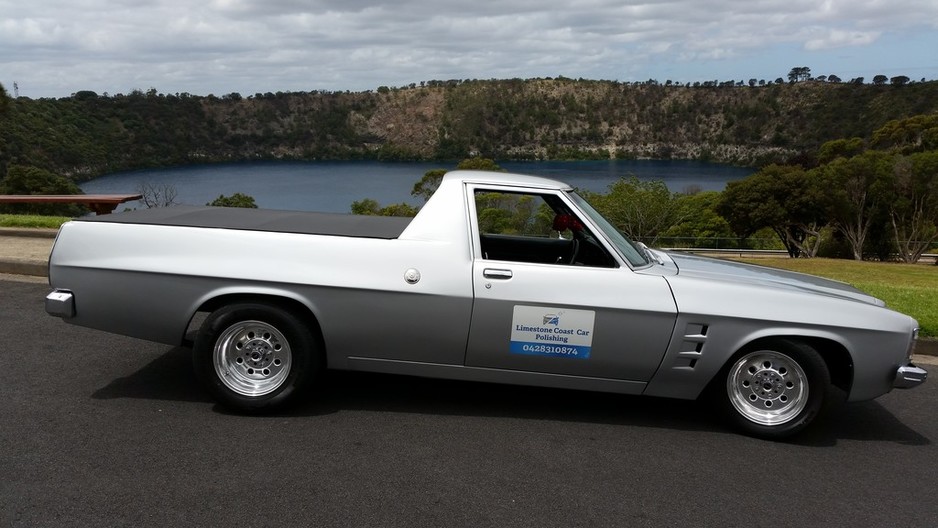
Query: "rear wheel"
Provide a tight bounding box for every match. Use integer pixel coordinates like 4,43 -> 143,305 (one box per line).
717,339 -> 831,439
193,302 -> 321,412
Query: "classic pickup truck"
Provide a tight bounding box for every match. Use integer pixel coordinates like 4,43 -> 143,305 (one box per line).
45,170 -> 926,438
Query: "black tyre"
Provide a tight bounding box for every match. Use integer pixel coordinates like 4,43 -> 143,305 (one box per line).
715,339 -> 832,439
193,302 -> 321,412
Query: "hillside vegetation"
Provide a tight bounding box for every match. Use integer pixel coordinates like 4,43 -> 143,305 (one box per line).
2,78 -> 938,181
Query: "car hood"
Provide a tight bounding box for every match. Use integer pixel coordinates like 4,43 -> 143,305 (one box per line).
659,251 -> 885,307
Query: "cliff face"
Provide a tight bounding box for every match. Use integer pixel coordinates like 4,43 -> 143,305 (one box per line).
361,88 -> 445,156
3,78 -> 937,179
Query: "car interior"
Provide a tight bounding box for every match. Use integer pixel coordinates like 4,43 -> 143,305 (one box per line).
475,190 -> 617,268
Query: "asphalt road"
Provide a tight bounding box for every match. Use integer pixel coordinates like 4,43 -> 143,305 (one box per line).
2,277 -> 937,527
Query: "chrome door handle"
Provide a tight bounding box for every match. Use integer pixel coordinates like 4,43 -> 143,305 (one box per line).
483,268 -> 513,280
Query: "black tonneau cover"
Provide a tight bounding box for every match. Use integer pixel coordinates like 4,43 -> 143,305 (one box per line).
80,205 -> 413,239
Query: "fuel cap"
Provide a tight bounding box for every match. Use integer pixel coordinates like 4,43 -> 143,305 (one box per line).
404,268 -> 421,284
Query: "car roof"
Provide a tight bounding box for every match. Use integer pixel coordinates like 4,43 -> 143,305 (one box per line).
443,170 -> 573,191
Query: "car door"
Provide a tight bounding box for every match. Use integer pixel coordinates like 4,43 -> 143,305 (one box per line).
464,185 -> 677,383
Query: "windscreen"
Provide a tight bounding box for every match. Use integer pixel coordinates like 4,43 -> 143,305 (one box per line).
568,191 -> 650,268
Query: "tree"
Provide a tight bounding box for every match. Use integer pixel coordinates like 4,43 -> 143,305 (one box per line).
871,114 -> 938,153
377,202 -> 419,217
827,75 -> 842,83
474,192 -> 553,235
455,157 -> 504,172
0,165 -> 82,195
817,137 -> 865,164
819,151 -> 892,260
0,82 -> 9,114
661,191 -> 734,247
581,177 -> 684,246
886,152 -> 938,263
208,192 -> 257,208
136,182 -> 178,208
787,67 -> 811,83
411,169 -> 447,202
717,164 -> 829,257
872,75 -> 888,85
72,90 -> 99,100
350,198 -> 417,217
0,165 -> 86,216
890,75 -> 910,86
350,198 -> 381,215
0,82 -> 9,175
412,158 -> 504,202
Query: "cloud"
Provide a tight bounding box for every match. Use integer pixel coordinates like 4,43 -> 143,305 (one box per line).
804,28 -> 882,51
1,0 -> 937,97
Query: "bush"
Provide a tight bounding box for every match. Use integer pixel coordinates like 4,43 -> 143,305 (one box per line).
207,193 -> 258,208
0,165 -> 88,216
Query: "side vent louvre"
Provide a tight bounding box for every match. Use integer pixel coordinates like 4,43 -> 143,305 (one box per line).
673,323 -> 709,370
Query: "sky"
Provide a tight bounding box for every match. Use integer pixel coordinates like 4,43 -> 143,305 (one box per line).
2,0 -> 937,99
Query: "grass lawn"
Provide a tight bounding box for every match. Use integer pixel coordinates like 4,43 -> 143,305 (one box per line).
0,214 -> 71,229
734,257 -> 937,338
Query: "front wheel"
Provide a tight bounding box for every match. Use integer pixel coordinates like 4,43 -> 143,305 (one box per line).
716,339 -> 832,439
193,302 -> 321,412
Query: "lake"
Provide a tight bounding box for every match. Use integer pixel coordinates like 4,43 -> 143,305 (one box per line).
80,160 -> 753,213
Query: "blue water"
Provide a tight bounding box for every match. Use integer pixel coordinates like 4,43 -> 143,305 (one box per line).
80,160 -> 752,213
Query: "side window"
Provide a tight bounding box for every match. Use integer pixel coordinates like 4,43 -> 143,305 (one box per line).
475,190 -> 616,268
476,192 -> 556,237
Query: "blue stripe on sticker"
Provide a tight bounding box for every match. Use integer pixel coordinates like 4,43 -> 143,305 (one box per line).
510,341 -> 591,359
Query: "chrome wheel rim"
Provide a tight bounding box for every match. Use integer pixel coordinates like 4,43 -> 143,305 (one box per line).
727,350 -> 808,426
213,320 -> 292,396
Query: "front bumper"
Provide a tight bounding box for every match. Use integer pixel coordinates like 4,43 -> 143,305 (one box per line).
894,363 -> 928,389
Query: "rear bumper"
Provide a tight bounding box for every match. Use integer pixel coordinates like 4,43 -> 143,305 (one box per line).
894,363 -> 928,389
45,289 -> 75,318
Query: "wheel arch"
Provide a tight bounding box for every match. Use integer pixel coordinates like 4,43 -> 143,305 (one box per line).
795,336 -> 853,394
187,292 -> 326,365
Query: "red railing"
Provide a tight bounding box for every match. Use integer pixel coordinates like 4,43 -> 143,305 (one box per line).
0,194 -> 143,215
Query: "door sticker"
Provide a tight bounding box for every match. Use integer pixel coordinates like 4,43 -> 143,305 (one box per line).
510,305 -> 595,359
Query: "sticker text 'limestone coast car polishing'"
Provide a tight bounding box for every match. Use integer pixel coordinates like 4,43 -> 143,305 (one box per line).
510,305 -> 595,359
